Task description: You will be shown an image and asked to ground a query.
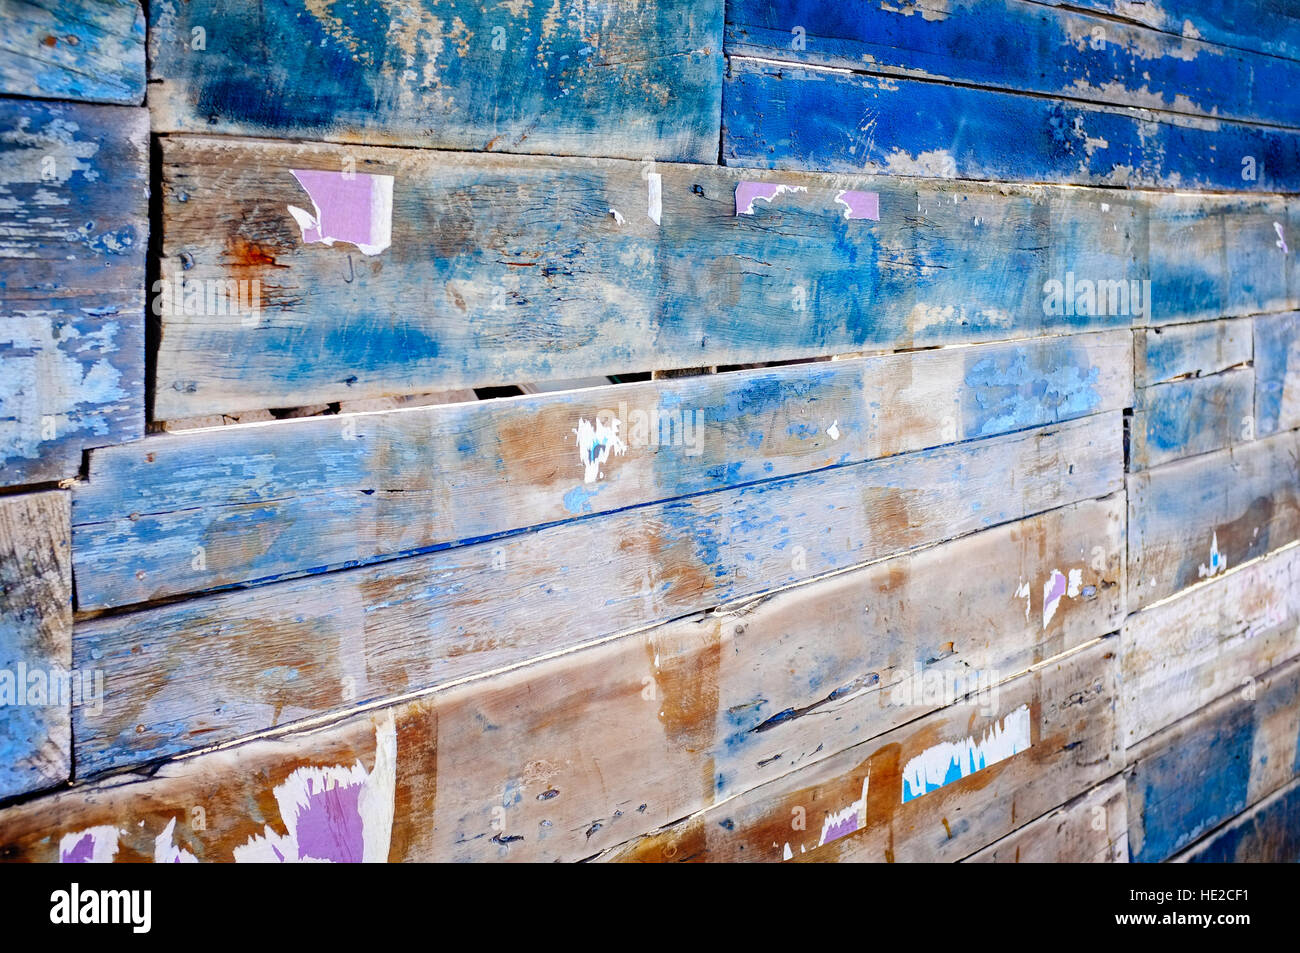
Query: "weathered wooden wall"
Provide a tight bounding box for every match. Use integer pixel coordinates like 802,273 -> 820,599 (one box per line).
1,0 -> 1298,864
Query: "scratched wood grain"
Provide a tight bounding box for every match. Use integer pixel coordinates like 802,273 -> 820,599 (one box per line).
1173,775 -> 1300,863
0,490 -> 71,799
1122,543 -> 1300,747
151,134 -> 1155,418
1130,318 -> 1255,470
0,496 -> 1122,860
1254,312 -> 1300,437
601,637 -> 1121,863
726,0 -> 1300,128
147,0 -> 723,162
1037,0 -> 1300,64
0,0 -> 145,104
963,774 -> 1128,863
723,56 -> 1300,192
0,98 -> 148,487
72,412 -> 1123,775
1126,653 -> 1300,863
1127,426 -> 1300,611
76,330 -> 1133,610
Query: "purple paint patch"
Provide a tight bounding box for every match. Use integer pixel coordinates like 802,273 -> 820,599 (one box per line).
735,181 -> 807,215
835,190 -> 880,221
736,181 -> 782,215
1045,570 -> 1068,606
61,833 -> 94,864
820,815 -> 859,845
295,776 -> 365,863
288,170 -> 393,256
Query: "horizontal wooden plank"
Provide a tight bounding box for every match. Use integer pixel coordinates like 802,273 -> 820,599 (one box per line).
602,637 -> 1121,863
76,330 -> 1133,609
147,0 -> 723,162
153,134 -> 1155,418
1146,194 -> 1294,327
153,136 -> 1297,418
1254,311 -> 1300,436
1128,426 -> 1300,610
726,0 -> 1300,128
1130,367 -> 1254,470
723,56 -> 1300,191
1122,543 -> 1300,746
1037,0 -> 1300,64
1134,319 -> 1253,388
1126,653 -> 1300,862
0,99 -> 148,486
1174,775 -> 1300,863
0,490 -> 71,799
0,499 -> 1124,860
72,412 -> 1124,775
0,0 -> 145,104
963,775 -> 1128,863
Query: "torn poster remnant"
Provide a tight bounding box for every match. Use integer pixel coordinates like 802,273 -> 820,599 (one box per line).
59,825 -> 121,863
573,416 -> 627,483
648,172 -> 662,225
233,714 -> 397,863
834,190 -> 880,221
900,704 -> 1032,803
735,181 -> 880,222
287,170 -> 394,256
735,181 -> 808,215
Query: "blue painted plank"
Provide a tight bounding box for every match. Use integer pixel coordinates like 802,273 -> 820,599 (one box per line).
1134,319 -> 1253,387
1130,319 -> 1255,469
1254,311 -> 1300,436
1145,195 -> 1295,328
75,331 -> 1132,609
148,0 -> 724,162
1128,426 -> 1300,609
0,490 -> 71,800
0,0 -> 145,104
1131,369 -> 1255,469
1182,777 -> 1300,862
0,99 -> 148,487
1039,0 -> 1300,64
727,0 -> 1300,129
154,136 -> 1152,417
723,57 -> 1300,191
1129,656 -> 1300,862
1130,691 -> 1257,861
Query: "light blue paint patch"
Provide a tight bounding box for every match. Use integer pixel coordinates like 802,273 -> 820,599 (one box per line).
562,485 -> 599,514
966,348 -> 1102,437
